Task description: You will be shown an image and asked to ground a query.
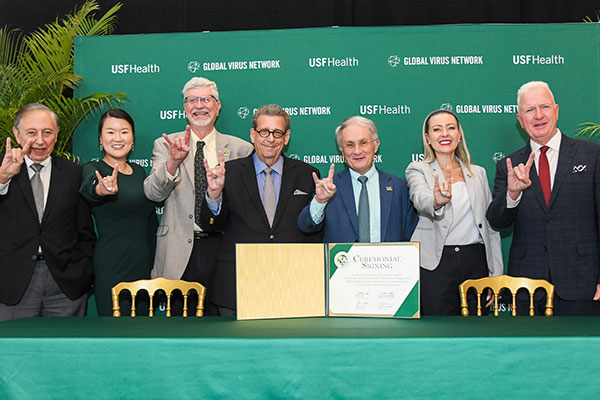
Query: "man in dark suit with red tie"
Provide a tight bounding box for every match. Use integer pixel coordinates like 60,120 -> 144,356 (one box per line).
0,104 -> 95,320
199,104 -> 322,316
487,81 -> 600,315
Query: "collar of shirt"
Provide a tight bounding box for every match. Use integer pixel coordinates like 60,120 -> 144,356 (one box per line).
253,153 -> 284,177
349,164 -> 377,184
529,128 -> 561,155
24,154 -> 52,179
190,127 -> 217,168
253,154 -> 284,202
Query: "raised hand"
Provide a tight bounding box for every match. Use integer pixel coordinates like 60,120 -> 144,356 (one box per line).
0,138 -> 31,184
506,152 -> 535,200
204,151 -> 226,200
95,164 -> 119,196
164,125 -> 191,175
313,163 -> 336,204
433,165 -> 452,209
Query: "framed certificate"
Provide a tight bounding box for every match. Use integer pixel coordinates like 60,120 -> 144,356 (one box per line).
328,243 -> 420,318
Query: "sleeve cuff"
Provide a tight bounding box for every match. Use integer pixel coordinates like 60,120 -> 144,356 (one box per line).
205,193 -> 222,215
506,192 -> 522,208
309,197 -> 326,224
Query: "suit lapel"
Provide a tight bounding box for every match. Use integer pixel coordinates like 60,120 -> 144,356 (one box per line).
272,156 -> 295,229
516,144 -> 547,211
338,170 -> 359,236
378,170 -> 392,240
42,156 -> 62,224
214,130 -> 231,161
238,154 -> 269,227
461,161 -> 476,211
182,137 -> 195,185
549,134 -> 575,210
14,163 -> 38,221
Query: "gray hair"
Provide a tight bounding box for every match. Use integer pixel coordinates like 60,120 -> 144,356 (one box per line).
517,81 -> 555,112
181,77 -> 220,101
335,116 -> 378,149
252,104 -> 291,132
13,103 -> 59,131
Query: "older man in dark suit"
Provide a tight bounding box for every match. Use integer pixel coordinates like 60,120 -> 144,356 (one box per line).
200,104 -> 322,316
0,104 -> 95,320
487,81 -> 600,316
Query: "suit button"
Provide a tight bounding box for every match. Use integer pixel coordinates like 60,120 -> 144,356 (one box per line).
189,214 -> 193,219
478,223 -> 483,228
546,219 -> 551,224
31,255 -> 37,260
188,239 -> 192,243
455,247 -> 460,252
542,246 -> 547,251
269,234 -> 274,240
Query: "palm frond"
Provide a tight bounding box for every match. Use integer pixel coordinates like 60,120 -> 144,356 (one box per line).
0,26 -> 25,66
577,122 -> 600,138
0,0 -> 125,158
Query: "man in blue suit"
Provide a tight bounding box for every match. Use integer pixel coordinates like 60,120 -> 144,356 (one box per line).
487,81 -> 600,316
298,115 -> 418,243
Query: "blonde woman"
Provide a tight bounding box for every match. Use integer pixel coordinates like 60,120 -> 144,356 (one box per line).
406,109 -> 503,315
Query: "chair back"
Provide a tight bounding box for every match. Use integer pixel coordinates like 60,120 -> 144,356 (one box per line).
111,277 -> 206,317
459,275 -> 554,317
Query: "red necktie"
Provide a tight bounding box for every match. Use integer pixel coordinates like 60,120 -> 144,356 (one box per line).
539,146 -> 551,206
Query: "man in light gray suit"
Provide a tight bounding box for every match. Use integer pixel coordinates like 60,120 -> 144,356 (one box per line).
144,77 -> 253,315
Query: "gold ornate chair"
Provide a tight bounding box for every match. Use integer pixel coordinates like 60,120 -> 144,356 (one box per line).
111,277 -> 206,317
459,275 -> 554,317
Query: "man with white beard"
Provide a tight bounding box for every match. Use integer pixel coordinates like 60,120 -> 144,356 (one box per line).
144,77 -> 253,315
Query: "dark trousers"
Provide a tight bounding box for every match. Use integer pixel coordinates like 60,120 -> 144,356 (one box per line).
420,243 -> 488,316
171,233 -> 221,316
0,260 -> 87,321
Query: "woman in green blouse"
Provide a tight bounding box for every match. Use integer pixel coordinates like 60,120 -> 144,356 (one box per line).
80,109 -> 158,316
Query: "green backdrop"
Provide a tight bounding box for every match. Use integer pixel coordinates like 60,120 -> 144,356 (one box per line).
73,23 -> 600,271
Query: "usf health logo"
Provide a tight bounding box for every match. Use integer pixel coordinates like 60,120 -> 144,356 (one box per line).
237,107 -> 250,119
387,55 -> 401,67
187,61 -> 201,73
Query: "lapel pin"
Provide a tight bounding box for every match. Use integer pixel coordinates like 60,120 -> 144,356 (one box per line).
386,186 -> 393,191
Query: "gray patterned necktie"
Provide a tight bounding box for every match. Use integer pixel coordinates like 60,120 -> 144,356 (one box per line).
357,175 -> 370,242
30,163 -> 44,222
263,168 -> 277,227
194,141 -> 208,226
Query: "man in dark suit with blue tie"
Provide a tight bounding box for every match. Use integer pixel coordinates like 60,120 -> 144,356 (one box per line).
487,81 -> 600,316
297,115 -> 418,243
200,104 -> 322,316
0,104 -> 95,320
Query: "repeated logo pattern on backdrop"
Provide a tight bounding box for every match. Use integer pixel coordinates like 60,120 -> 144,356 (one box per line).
74,24 -> 600,263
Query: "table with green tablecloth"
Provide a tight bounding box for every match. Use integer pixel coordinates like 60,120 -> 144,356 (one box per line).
1,316 -> 598,399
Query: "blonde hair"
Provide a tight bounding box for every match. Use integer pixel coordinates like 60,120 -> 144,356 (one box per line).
422,109 -> 472,173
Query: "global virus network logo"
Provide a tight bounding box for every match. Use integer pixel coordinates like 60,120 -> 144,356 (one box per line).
187,61 -> 201,73
387,55 -> 401,67
492,152 -> 506,163
237,107 -> 250,119
440,103 -> 453,111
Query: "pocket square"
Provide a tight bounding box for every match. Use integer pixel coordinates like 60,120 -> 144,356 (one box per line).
572,165 -> 587,173
293,189 -> 308,195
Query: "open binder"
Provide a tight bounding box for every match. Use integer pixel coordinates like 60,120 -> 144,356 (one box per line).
236,242 -> 419,320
